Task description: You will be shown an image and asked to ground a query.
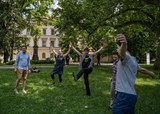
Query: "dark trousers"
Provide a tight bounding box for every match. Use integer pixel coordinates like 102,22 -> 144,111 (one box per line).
76,67 -> 93,96
112,92 -> 137,114
97,59 -> 100,66
66,60 -> 69,65
51,74 -> 62,83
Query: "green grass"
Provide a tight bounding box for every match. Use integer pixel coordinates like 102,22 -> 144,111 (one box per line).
0,65 -> 159,114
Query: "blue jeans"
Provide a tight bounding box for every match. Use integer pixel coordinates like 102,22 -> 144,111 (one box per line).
112,92 -> 137,114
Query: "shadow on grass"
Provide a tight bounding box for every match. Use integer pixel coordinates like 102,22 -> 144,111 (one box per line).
135,84 -> 160,114
0,66 -> 159,114
0,67 -> 111,114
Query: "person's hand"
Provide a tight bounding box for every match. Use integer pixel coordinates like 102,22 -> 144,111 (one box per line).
149,72 -> 156,79
116,34 -> 127,45
69,42 -> 72,48
14,68 -> 17,72
69,44 -> 72,48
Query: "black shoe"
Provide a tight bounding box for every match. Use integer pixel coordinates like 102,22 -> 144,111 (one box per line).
86,94 -> 91,96
72,72 -> 77,81
86,92 -> 91,96
53,82 -> 56,86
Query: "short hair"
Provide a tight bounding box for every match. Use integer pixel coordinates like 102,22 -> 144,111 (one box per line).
84,47 -> 90,51
112,50 -> 119,56
21,44 -> 27,48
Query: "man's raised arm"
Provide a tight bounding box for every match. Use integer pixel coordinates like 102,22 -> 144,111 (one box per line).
72,46 -> 82,56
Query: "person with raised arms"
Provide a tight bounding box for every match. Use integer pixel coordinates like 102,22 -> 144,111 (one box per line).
50,45 -> 71,86
72,45 -> 104,96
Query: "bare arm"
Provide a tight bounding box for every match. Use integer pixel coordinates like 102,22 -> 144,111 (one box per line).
72,46 -> 82,55
93,47 -> 103,55
116,34 -> 127,59
63,46 -> 71,57
50,46 -> 58,55
138,67 -> 155,78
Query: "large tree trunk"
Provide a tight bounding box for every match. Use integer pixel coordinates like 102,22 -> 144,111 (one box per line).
154,40 -> 160,70
10,48 -> 13,61
3,50 -> 9,63
10,40 -> 14,61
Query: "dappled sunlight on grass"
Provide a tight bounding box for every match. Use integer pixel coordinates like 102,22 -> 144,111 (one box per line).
0,65 -> 159,114
136,77 -> 160,86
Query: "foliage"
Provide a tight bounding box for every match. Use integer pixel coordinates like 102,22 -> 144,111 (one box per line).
30,60 -> 54,64
0,1 -> 27,62
0,0 -> 55,62
54,0 -> 160,68
0,65 -> 159,113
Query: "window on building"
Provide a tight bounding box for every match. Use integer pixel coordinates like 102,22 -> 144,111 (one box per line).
51,29 -> 55,35
50,41 -> 54,47
43,29 -> 46,35
42,53 -> 46,58
42,40 -> 46,47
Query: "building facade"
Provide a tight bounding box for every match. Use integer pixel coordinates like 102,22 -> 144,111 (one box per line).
13,25 -> 61,60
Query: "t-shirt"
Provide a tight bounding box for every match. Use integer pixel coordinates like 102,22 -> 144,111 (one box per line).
82,55 -> 91,68
115,52 -> 139,95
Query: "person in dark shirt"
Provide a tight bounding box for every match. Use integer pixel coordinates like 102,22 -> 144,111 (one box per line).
65,54 -> 70,65
72,46 -> 104,96
50,45 -> 71,86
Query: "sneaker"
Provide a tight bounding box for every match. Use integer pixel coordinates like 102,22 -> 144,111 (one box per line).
14,89 -> 19,94
53,82 -> 56,86
22,89 -> 27,94
72,72 -> 77,81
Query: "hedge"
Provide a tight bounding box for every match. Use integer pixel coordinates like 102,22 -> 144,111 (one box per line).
6,60 -> 54,65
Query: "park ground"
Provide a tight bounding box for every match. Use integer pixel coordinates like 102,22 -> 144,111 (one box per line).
0,64 -> 160,114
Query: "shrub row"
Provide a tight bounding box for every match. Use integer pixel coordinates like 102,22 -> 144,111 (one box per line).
6,60 -> 54,65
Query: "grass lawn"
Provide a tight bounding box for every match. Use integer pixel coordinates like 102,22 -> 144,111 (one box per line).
0,65 -> 160,114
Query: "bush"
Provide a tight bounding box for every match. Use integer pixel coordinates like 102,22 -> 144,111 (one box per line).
30,60 -> 54,64
5,60 -> 54,65
6,61 -> 15,65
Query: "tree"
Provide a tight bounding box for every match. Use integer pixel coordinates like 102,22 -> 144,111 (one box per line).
55,0 -> 160,69
0,0 -> 55,62
0,1 -> 27,62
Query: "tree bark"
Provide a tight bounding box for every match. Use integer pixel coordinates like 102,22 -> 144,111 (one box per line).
4,50 -> 9,63
154,39 -> 160,70
10,39 -> 14,61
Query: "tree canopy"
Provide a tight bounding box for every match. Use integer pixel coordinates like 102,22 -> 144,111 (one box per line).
0,0 -> 160,69
53,0 -> 160,69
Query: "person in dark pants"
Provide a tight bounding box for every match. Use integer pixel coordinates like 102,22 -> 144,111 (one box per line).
50,45 -> 71,86
72,46 -> 104,96
65,54 -> 70,65
96,52 -> 101,66
112,34 -> 155,114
